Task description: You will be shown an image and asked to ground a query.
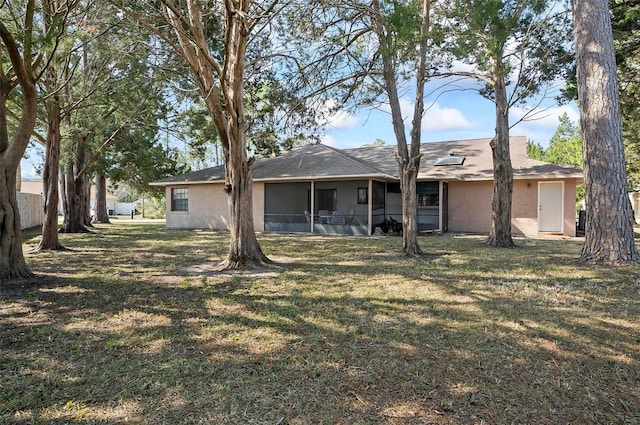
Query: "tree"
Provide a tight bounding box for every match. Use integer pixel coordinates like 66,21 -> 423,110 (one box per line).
572,0 -> 639,264
55,4 -> 172,233
544,113 -> 582,168
0,1 -> 71,279
110,0 -> 278,269
368,0 -> 434,255
526,139 -> 544,160
439,0 -> 572,247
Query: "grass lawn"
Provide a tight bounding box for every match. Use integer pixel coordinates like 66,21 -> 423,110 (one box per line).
1,222 -> 639,424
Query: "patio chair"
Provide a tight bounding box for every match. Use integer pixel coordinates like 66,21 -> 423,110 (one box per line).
347,209 -> 356,224
329,210 -> 346,225
318,209 -> 330,223
304,210 -> 311,223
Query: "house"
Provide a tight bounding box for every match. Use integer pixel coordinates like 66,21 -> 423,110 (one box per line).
20,178 -> 135,216
150,136 -> 583,237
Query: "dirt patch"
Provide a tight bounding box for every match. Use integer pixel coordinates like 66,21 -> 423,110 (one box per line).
0,275 -> 62,300
178,257 -> 296,277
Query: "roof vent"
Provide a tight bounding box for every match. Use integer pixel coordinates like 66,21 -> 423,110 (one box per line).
434,156 -> 465,166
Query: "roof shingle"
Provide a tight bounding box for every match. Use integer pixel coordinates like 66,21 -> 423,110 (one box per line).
151,136 -> 582,186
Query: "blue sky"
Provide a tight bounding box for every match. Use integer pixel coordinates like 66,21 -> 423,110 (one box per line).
321,80 -> 580,150
20,79 -> 580,179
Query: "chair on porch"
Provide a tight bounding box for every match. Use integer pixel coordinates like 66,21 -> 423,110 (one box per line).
318,209 -> 330,223
304,210 -> 311,223
329,210 -> 346,225
347,209 -> 356,224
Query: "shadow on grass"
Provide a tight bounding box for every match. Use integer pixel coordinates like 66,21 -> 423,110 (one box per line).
1,224 -> 639,424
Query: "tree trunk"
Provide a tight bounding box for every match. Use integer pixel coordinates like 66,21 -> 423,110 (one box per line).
573,0 -> 639,264
372,0 -> 429,256
0,86 -> 35,279
486,74 -> 515,248
93,173 -> 110,223
36,94 -> 64,251
0,164 -> 32,279
60,155 -> 90,233
219,135 -> 271,269
163,0 -> 271,270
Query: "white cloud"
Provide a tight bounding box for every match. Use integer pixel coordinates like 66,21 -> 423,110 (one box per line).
510,103 -> 580,146
315,98 -> 360,130
385,97 -> 473,132
510,103 -> 580,130
325,109 -> 360,130
422,102 -> 473,131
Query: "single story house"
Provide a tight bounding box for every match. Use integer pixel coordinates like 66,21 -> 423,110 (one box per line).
150,136 -> 583,237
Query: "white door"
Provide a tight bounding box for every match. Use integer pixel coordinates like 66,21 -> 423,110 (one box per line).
538,182 -> 564,233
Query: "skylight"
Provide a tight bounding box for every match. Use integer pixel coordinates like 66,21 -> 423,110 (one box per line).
434,156 -> 465,166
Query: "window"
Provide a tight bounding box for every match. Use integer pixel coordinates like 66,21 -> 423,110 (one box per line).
171,188 -> 188,211
357,187 -> 368,204
418,194 -> 439,207
315,188 -> 337,211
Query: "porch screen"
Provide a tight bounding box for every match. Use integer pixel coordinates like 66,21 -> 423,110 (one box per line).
316,189 -> 337,211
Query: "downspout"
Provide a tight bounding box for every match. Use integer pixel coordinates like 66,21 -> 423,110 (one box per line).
310,180 -> 315,233
438,180 -> 443,233
368,179 -> 373,235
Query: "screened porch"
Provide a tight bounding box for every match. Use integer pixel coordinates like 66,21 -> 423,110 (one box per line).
263,180 -> 445,235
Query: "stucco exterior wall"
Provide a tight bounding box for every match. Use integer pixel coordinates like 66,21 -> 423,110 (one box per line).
165,182 -> 265,232
448,179 -> 577,237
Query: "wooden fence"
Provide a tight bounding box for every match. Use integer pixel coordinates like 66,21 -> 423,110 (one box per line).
17,192 -> 44,230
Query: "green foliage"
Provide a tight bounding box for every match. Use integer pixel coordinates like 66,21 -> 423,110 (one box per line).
526,139 -> 544,160
544,113 -> 583,168
362,138 -> 387,147
612,1 -> 640,191
437,0 -> 573,104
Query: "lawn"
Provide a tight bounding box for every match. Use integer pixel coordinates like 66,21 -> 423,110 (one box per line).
1,222 -> 639,424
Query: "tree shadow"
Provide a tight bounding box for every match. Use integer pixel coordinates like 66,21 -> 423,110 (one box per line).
2,228 -> 639,424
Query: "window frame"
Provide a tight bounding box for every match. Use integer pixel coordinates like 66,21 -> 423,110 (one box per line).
171,187 -> 189,212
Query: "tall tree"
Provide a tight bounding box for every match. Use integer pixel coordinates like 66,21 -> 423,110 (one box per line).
439,0 -> 572,247
57,4 -> 170,233
0,1 -> 71,279
572,0 -> 639,264
35,1 -> 88,250
110,0 -> 277,269
368,0 -> 433,255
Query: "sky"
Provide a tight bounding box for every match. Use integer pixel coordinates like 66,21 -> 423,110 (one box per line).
20,77 -> 580,179
320,79 -> 580,151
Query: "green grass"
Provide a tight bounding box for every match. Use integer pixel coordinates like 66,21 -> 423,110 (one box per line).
1,223 -> 639,424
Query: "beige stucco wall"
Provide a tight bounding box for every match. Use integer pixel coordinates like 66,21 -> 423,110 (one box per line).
165,182 -> 265,232
448,179 -> 577,237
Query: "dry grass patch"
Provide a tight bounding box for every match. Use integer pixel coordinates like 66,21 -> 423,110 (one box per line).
1,223 -> 639,424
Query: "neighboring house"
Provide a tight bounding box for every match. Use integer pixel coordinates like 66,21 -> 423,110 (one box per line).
150,136 -> 584,237
20,178 -> 133,216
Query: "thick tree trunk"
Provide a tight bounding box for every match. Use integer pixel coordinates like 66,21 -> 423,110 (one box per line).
486,74 -> 515,248
219,135 -> 271,269
0,39 -> 37,279
93,173 -> 110,223
60,155 -> 90,233
400,166 -> 422,254
36,96 -> 64,251
0,165 -> 32,279
372,0 -> 429,256
573,0 -> 639,264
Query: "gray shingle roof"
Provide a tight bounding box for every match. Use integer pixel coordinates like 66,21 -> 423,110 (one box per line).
151,136 -> 582,186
